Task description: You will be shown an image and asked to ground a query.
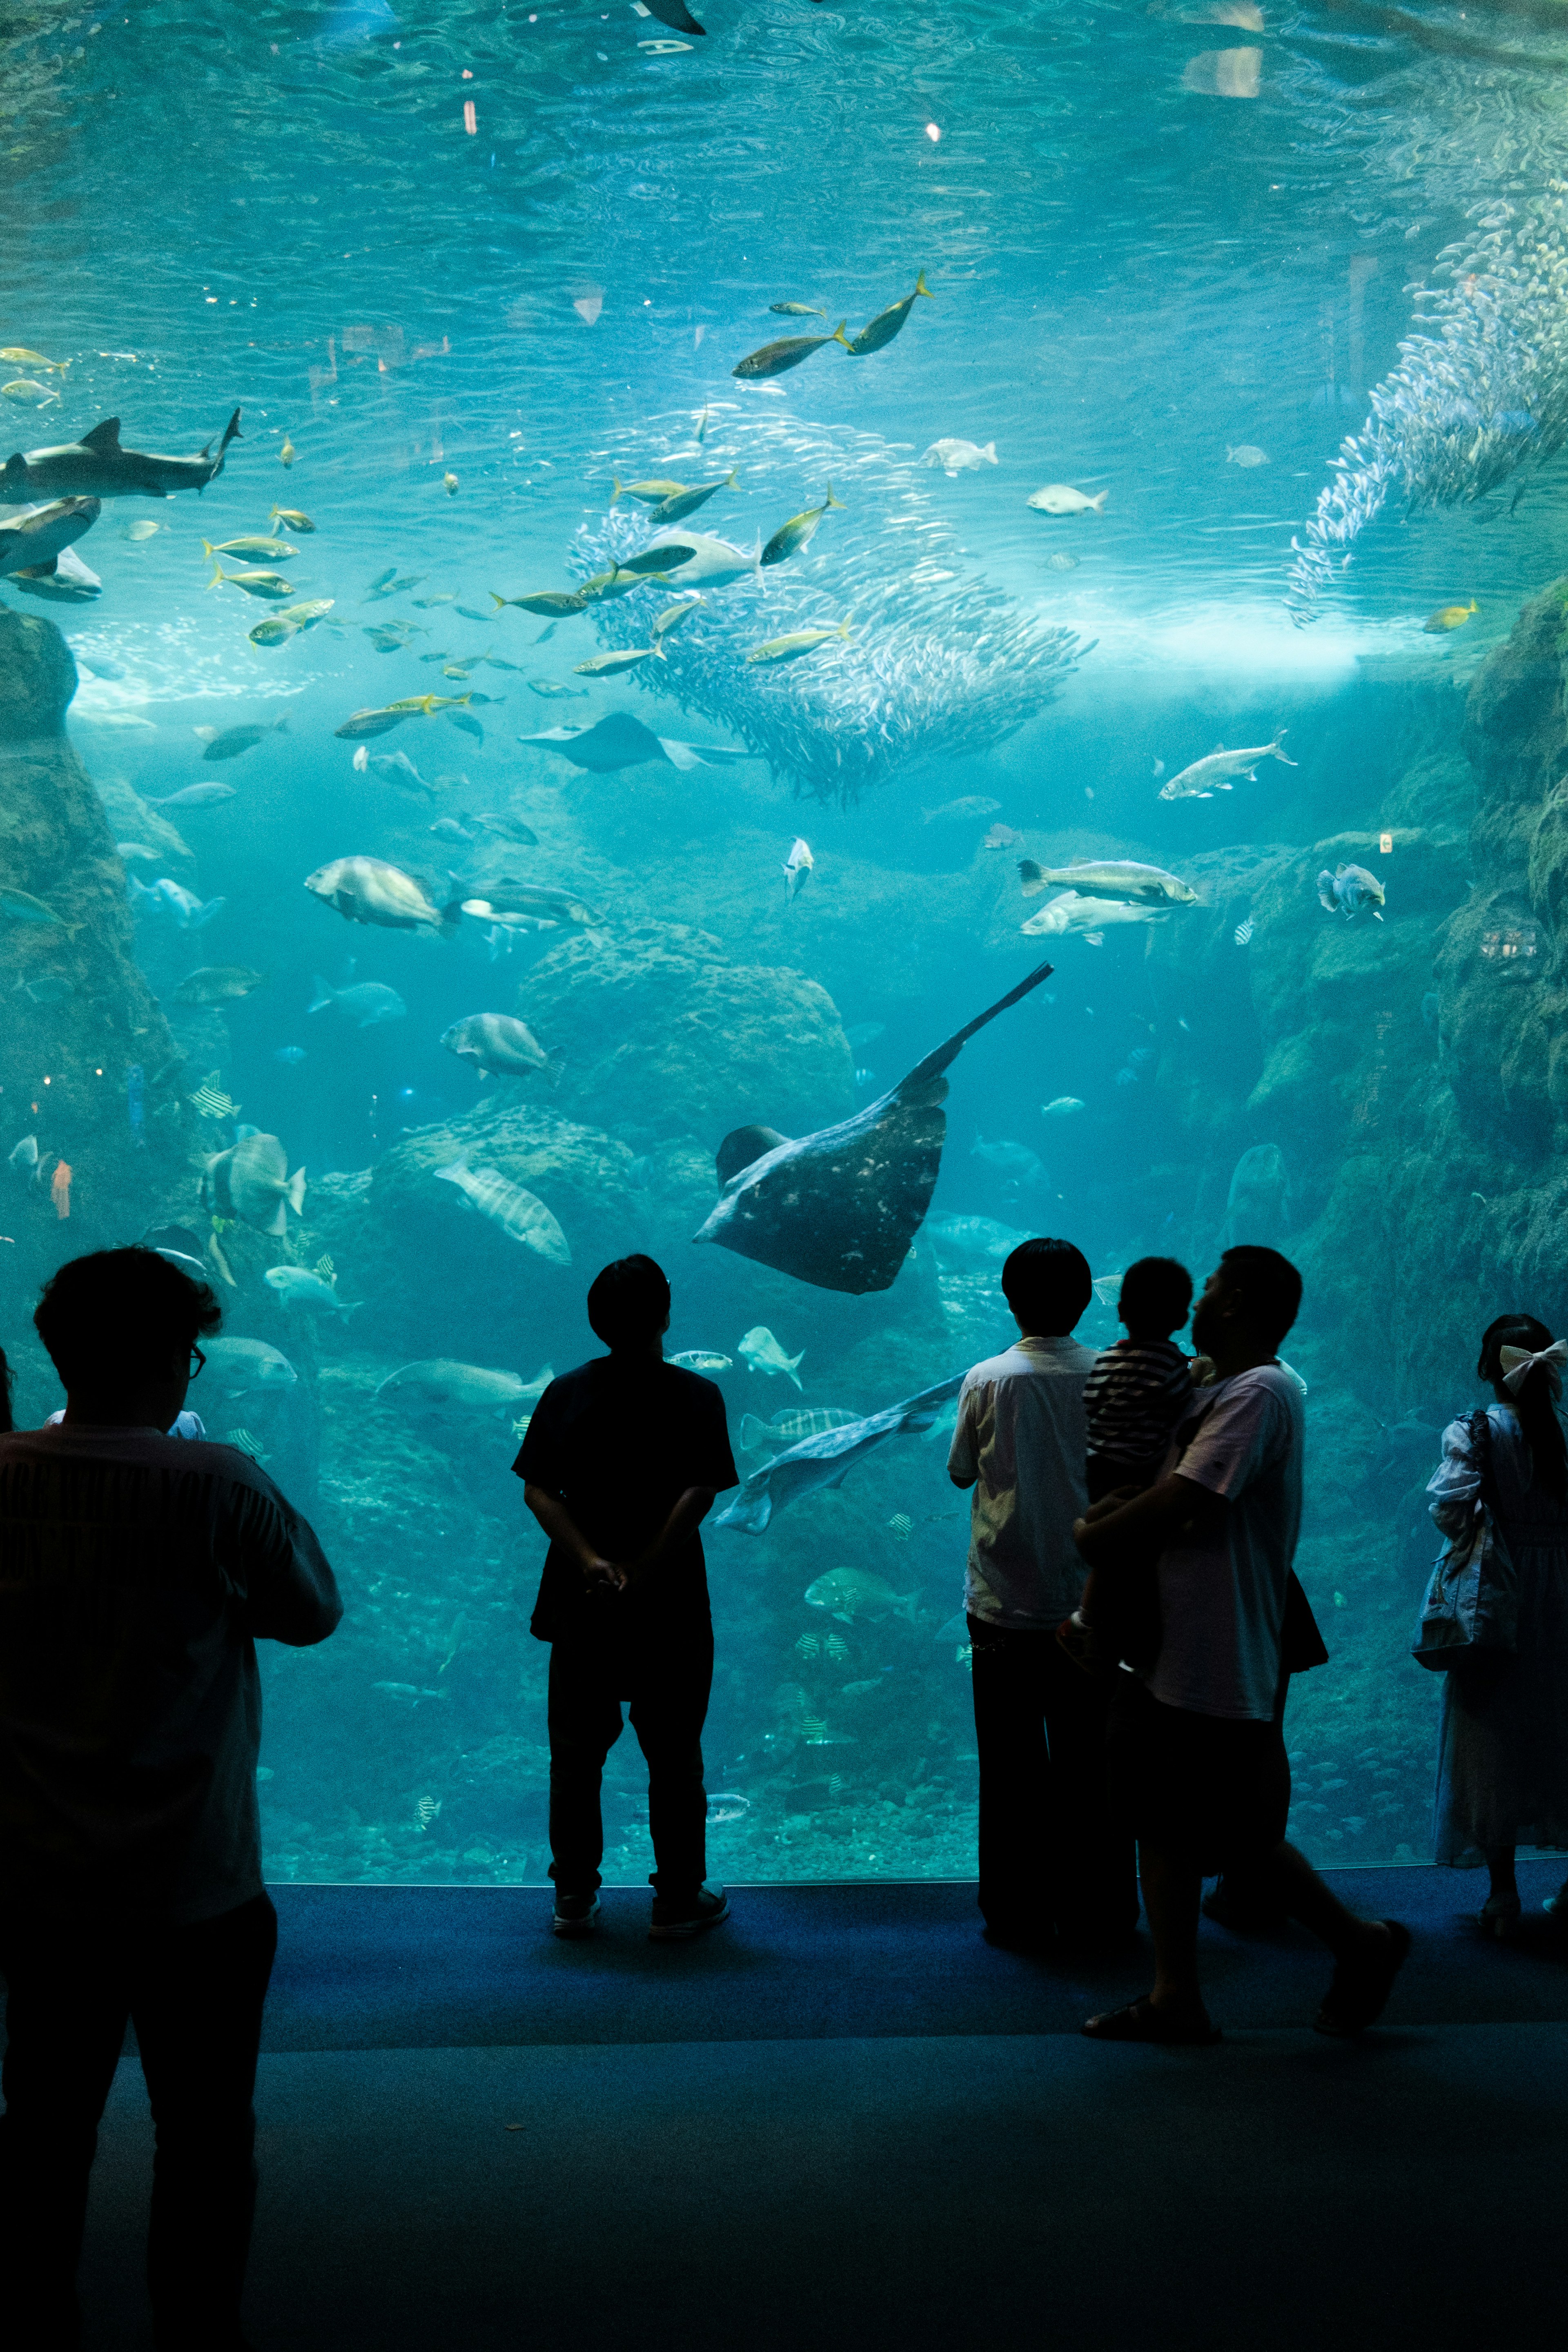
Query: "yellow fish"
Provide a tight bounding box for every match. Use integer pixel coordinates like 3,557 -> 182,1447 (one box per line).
270,506 -> 316,533
0,347 -> 69,373
280,436 -> 297,467
1423,597 -> 1477,633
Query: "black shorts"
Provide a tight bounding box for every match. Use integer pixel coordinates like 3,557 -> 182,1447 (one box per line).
1107,1675 -> 1290,1873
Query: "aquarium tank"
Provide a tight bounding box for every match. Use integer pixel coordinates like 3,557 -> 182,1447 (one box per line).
4,0 -> 1568,1890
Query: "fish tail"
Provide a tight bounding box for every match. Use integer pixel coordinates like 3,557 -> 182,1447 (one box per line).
610,478 -> 623,505
825,481 -> 845,509
308,976 -> 336,1012
915,270 -> 933,298
1089,491 -> 1108,512
274,710 -> 290,732
836,613 -> 854,639
286,1166 -> 307,1214
830,321 -> 852,349
205,566 -> 225,591
200,539 -> 217,562
726,468 -> 739,486
543,1047 -> 567,1089
437,896 -> 467,937
738,1414 -> 768,1452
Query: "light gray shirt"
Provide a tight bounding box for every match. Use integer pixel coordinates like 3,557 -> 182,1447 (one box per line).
948,1334 -> 1097,1629
1148,1365 -> 1304,1721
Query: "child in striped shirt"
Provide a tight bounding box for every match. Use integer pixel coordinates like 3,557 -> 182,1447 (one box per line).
1082,1257 -> 1195,1503
1058,1258 -> 1194,1674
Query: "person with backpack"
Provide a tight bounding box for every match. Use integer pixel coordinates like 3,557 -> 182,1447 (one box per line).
1427,1314 -> 1568,1933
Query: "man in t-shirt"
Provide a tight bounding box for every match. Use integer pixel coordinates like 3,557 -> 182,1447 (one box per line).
0,1247 -> 342,2351
517,1254 -> 738,1942
1072,1245 -> 1409,2044
948,1236 -> 1136,1951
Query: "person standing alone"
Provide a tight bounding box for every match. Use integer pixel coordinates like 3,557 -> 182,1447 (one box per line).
949,1237 -> 1137,1951
518,1254 -> 739,1941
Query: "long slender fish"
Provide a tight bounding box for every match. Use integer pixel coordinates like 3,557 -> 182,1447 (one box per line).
0,411 -> 241,499
1158,730 -> 1296,802
714,1375 -> 967,1534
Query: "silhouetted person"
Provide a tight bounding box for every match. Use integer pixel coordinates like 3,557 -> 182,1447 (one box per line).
518,1255 -> 739,1940
948,1237 -> 1137,1952
1428,1314 -> 1568,1931
1082,1257 -> 1194,1504
0,1343 -> 13,1434
1075,1247 -> 1408,2042
0,1249 -> 342,2352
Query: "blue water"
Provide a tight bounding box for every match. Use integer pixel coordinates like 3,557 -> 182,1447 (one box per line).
6,0 -> 1568,1883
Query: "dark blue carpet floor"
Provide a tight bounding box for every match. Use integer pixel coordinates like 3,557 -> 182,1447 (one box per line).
60,1866 -> 1568,2352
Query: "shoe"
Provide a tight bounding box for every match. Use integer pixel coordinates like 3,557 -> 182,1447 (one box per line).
552,1889 -> 601,1939
1082,1995 -> 1221,2046
1544,1879 -> 1568,1918
1313,1919 -> 1411,2037
1478,1892 -> 1523,1941
649,1883 -> 729,1941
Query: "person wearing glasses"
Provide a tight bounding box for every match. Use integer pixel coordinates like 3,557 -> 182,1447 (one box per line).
0,1248 -> 342,2352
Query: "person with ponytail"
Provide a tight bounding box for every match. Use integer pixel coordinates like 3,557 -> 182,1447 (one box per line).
1428,1314 -> 1568,1932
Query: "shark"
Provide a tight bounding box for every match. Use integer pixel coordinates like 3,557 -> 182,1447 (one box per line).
0,410 -> 242,501
0,495 -> 101,579
693,960 -> 1056,1294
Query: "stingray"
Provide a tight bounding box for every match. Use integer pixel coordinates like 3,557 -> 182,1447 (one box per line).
713,1374 -> 967,1535
693,960 -> 1055,1294
518,711 -> 752,773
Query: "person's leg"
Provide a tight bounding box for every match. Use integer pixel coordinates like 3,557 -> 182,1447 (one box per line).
967,1616 -> 1051,1942
1483,1842 -> 1519,1902
546,1641 -> 624,1894
1138,1841 -> 1208,2019
631,1631 -> 714,1902
1038,1636 -> 1138,1943
0,1911 -> 132,2351
131,1893 -> 278,2352
1267,1840 -> 1403,1958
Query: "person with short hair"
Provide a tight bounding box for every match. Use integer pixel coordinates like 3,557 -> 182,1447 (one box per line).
518,1254 -> 739,1941
0,1248 -> 342,2351
948,1236 -> 1137,1951
1082,1256 -> 1194,1504
1428,1312 -> 1568,1932
1074,1246 -> 1408,2043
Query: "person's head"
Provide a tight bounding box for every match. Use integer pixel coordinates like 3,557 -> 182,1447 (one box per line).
1191,1245 -> 1302,1366
1118,1256 -> 1192,1342
33,1247 -> 222,1427
1478,1313 -> 1568,1502
0,1345 -> 13,1436
586,1253 -> 672,1355
1001,1237 -> 1092,1338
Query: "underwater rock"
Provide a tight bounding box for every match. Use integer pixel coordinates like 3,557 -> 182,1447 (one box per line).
0,609 -> 196,1309
514,920 -> 853,1145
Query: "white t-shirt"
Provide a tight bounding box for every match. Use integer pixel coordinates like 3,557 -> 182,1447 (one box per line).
0,1424 -> 341,1924
948,1334 -> 1098,1628
1147,1363 -> 1304,1721
46,1408 -> 206,1438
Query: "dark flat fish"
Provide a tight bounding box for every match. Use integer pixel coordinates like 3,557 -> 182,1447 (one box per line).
693,961 -> 1055,1294
714,1375 -> 967,1535
519,712 -> 749,773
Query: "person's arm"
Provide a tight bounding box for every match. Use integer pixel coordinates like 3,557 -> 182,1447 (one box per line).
948,1385 -> 979,1490
236,1483 -> 343,1647
523,1483 -> 624,1588
621,1486 -> 717,1594
1427,1417 -> 1481,1544
1072,1471 -> 1223,1568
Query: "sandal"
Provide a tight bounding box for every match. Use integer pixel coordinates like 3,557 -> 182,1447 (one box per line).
1082,1995 -> 1221,2047
1544,1880 -> 1568,1919
1313,1919 -> 1411,2037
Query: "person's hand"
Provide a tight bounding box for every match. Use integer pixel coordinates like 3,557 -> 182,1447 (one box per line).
581,1555 -> 627,1592
1082,1487 -> 1140,1526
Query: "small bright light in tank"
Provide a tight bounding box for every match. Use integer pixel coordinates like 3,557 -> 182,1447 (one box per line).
925,122 -> 941,142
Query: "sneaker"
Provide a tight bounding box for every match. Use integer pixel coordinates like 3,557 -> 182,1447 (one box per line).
552,1889 -> 601,1939
649,1883 -> 730,1941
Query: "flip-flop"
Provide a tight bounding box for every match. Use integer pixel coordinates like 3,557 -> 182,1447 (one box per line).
1313,1919 -> 1412,2037
1081,1996 -> 1221,2046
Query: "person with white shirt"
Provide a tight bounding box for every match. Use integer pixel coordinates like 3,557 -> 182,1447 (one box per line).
948,1237 -> 1137,1952
1072,1246 -> 1409,2045
0,1248 -> 342,2352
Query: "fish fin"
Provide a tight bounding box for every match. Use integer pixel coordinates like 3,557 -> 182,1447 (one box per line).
265,1200 -> 288,1238
915,271 -> 933,298
543,1047 -> 567,1089
893,960 -> 1056,1113
200,539 -> 217,562
738,1414 -> 768,1452
489,592 -> 509,610
1089,490 -> 1108,512
205,566 -> 225,592
982,443 -> 996,461
825,481 -> 845,509
308,977 -> 335,1011
286,1167 -> 307,1214
437,896 -> 466,937
1018,859 -> 1048,898
274,712 -> 290,733
830,321 -> 851,348
610,478 -> 623,505
726,468 -> 739,486
79,419 -> 122,451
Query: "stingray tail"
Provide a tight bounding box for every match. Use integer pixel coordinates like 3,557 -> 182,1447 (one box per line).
895,961 -> 1056,1109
